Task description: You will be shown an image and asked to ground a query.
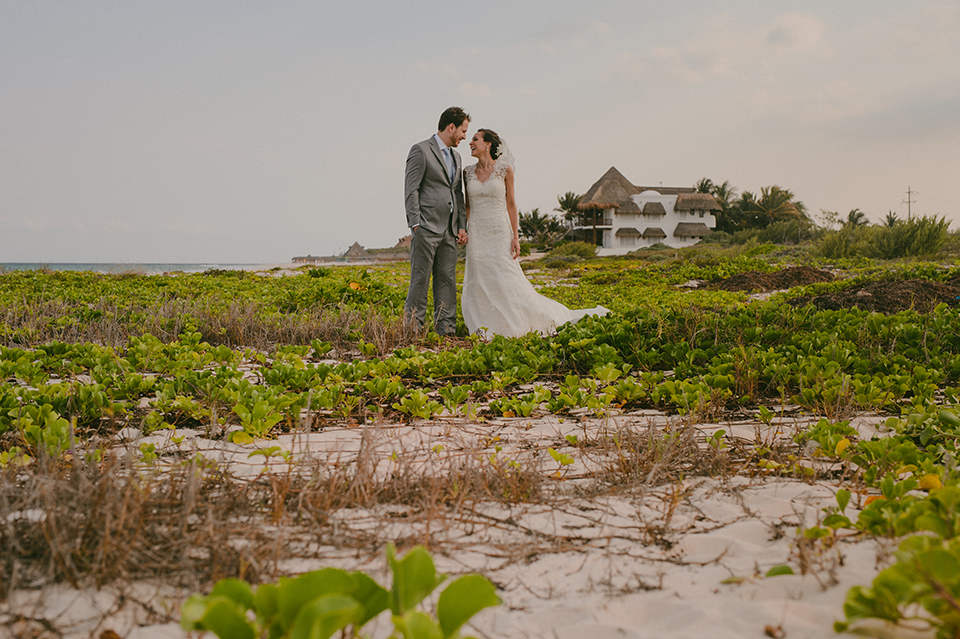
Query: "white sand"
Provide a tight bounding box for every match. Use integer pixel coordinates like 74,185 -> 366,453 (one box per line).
1,411 -> 901,638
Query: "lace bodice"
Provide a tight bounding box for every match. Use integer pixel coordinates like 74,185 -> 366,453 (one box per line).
465,161 -> 510,219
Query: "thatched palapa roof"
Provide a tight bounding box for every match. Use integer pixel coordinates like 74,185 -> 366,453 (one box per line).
642,227 -> 667,239
615,227 -> 641,238
344,242 -> 370,257
578,167 -> 641,212
674,223 -> 712,237
675,193 -> 722,211
642,202 -> 666,216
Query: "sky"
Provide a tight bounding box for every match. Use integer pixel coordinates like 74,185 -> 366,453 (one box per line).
2,0 -> 959,264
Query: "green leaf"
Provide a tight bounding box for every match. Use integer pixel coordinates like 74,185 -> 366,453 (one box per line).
211,578 -> 255,610
437,574 -> 501,638
289,594 -> 362,639
387,544 -> 446,615
765,565 -> 794,577
200,597 -> 256,639
255,583 -> 280,625
180,594 -> 209,630
349,571 -> 389,627
836,488 -> 851,513
394,611 -> 444,639
823,514 -> 853,530
231,431 -> 255,445
278,568 -> 357,628
918,549 -> 960,583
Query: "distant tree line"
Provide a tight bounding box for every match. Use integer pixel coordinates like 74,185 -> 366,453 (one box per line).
695,179 -> 809,233
697,177 -> 952,258
516,191 -> 583,251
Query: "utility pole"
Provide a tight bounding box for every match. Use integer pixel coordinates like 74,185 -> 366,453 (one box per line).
903,187 -> 918,220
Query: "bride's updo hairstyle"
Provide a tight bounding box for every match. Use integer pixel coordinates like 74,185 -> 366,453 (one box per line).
477,128 -> 503,160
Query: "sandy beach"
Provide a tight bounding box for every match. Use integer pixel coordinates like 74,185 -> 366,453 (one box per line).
2,409 -> 903,639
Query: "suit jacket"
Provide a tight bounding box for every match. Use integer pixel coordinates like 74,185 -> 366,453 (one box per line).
404,136 -> 466,235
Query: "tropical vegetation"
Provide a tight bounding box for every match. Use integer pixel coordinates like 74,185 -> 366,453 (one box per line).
3,234 -> 960,637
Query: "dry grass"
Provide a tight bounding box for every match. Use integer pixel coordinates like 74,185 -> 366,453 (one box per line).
584,421 -> 731,490
0,299 -> 422,352
0,414 -> 756,597
0,427 -> 552,599
0,451 -> 280,599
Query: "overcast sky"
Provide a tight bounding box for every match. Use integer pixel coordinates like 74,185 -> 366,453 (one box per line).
2,1 -> 959,264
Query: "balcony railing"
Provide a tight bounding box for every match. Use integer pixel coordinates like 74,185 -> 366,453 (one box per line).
569,216 -> 613,228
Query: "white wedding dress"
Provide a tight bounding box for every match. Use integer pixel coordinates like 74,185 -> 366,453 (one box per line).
461,160 -> 607,338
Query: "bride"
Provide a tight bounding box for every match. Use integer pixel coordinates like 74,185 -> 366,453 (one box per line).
461,128 -> 607,338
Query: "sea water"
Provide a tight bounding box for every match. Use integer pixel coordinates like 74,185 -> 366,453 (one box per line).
0,263 -> 262,275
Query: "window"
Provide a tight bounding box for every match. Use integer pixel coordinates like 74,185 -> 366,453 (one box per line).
619,236 -> 637,247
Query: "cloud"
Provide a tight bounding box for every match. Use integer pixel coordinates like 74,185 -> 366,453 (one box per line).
764,13 -> 824,53
533,20 -> 612,53
460,81 -> 492,97
601,12 -> 827,84
416,61 -> 458,78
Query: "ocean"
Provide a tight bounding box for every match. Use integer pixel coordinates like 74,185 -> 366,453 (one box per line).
0,263 -> 264,275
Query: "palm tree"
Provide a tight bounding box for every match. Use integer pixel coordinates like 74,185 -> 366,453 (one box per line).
884,211 -> 899,227
695,178 -> 737,210
845,208 -> 868,227
519,208 -> 566,247
695,178 -> 739,233
554,192 -> 582,223
735,186 -> 806,229
695,178 -> 714,194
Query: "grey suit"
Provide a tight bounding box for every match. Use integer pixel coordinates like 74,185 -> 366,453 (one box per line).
403,136 -> 466,335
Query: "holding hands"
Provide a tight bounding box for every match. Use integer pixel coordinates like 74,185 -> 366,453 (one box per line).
458,229 -> 468,245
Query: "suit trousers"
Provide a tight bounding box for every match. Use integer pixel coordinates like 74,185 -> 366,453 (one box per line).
404,225 -> 458,335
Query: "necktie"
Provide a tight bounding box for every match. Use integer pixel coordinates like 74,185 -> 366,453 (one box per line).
444,148 -> 455,181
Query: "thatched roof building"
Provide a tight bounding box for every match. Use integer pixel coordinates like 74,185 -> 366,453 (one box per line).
675,193 -> 722,211
573,166 -> 720,254
674,222 -> 713,237
578,167 -> 641,212
344,242 -> 370,258
642,202 -> 666,216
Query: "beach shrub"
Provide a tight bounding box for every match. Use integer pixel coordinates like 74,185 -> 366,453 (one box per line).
730,219 -> 820,246
815,224 -> 876,259
545,241 -> 597,260
700,231 -> 731,245
872,215 -> 951,259
181,544 -> 501,639
836,534 -> 960,638
817,215 -> 951,259
544,255 -> 580,268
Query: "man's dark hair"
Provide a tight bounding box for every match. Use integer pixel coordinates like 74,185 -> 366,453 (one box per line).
438,107 -> 470,132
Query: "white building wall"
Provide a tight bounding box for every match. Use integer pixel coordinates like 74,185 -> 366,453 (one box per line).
596,190 -> 716,256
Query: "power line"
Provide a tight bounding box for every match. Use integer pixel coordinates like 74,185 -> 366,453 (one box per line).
902,186 -> 918,220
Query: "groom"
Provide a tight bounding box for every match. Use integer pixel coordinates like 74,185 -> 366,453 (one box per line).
403,106 -> 470,336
